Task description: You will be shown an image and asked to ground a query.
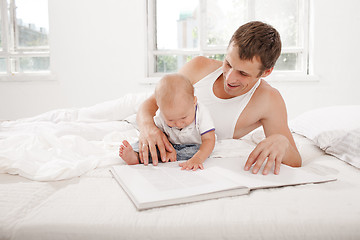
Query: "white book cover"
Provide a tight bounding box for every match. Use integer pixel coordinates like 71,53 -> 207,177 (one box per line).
111,158 -> 336,210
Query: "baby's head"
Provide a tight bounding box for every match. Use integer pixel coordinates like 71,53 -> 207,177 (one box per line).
155,74 -> 197,129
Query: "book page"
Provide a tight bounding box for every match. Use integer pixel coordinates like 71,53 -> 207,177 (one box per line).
112,162 -> 248,205
213,161 -> 337,189
134,166 -> 210,192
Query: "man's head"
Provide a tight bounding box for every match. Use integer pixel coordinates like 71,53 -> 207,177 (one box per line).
229,21 -> 281,74
220,21 -> 281,98
155,74 -> 197,129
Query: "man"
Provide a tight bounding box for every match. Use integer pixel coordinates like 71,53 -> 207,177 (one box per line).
136,21 -> 301,175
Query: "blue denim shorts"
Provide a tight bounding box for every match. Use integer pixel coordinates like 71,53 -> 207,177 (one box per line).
132,142 -> 200,164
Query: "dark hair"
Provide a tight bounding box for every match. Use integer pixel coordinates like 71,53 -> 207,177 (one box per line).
229,21 -> 282,74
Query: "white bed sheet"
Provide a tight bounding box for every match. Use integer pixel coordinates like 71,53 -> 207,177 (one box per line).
1,94 -> 360,239
0,92 -> 150,181
1,134 -> 360,240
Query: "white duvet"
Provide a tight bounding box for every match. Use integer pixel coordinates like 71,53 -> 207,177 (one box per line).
0,92 -> 256,181
0,92 -> 152,181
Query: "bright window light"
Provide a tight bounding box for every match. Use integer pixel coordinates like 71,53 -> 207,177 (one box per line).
147,0 -> 310,79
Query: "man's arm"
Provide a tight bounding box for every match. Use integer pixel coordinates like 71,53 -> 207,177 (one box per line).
179,56 -> 222,85
136,94 -> 173,165
244,88 -> 301,175
179,130 -> 216,170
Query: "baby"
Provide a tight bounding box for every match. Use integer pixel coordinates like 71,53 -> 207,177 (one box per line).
119,73 -> 216,170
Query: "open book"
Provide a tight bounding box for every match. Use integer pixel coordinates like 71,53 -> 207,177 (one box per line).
111,158 -> 336,210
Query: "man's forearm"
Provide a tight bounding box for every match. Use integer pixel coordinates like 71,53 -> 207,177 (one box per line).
136,95 -> 158,131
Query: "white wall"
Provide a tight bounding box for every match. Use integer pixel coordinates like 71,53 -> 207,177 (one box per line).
272,0 -> 360,118
0,0 -> 360,120
0,0 -> 152,120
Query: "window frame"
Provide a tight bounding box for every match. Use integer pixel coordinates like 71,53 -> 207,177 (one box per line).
146,0 -> 314,82
0,0 -> 53,82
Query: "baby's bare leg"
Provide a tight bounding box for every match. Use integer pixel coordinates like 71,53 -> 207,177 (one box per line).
119,140 -> 140,165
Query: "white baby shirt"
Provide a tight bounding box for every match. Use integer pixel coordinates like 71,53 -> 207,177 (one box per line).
154,102 -> 215,145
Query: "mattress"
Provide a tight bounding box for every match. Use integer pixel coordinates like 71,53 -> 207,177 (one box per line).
1,133 -> 360,240
1,97 -> 359,239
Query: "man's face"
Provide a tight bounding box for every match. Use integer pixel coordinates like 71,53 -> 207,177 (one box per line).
221,43 -> 264,97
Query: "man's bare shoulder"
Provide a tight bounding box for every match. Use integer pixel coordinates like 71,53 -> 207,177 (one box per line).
256,80 -> 282,99
179,56 -> 222,84
253,80 -> 286,115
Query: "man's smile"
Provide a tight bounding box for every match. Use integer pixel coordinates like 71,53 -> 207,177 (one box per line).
227,83 -> 241,88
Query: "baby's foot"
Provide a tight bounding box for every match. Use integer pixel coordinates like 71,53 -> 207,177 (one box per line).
119,140 -> 140,165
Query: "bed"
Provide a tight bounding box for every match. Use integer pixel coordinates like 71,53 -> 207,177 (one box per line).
1,93 -> 360,240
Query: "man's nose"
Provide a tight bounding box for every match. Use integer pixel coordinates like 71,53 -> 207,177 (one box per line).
226,68 -> 236,81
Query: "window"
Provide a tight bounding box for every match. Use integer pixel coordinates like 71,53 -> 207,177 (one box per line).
0,0 -> 50,81
147,0 -> 310,79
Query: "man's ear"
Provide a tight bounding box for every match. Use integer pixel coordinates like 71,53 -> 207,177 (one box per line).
261,67 -> 274,78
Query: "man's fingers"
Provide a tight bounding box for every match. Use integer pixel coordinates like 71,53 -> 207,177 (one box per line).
138,142 -> 143,163
244,135 -> 291,175
252,149 -> 270,174
142,144 -> 149,165
245,147 -> 261,171
148,143 -> 158,166
156,141 -> 167,163
137,125 -> 170,166
274,157 -> 282,175
162,135 -> 173,152
262,154 -> 276,175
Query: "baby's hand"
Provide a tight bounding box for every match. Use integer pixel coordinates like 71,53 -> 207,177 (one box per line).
179,157 -> 204,171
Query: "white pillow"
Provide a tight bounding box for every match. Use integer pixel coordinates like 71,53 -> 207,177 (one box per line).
316,128 -> 360,168
290,105 -> 360,169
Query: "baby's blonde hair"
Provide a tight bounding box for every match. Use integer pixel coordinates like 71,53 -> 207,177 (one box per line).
155,74 -> 194,108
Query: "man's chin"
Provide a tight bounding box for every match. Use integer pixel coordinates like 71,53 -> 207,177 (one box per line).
224,86 -> 241,96
224,89 -> 237,97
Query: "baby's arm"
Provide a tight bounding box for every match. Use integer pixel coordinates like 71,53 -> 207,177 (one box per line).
179,130 -> 216,171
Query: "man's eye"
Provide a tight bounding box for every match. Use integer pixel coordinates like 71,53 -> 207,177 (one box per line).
240,72 -> 248,77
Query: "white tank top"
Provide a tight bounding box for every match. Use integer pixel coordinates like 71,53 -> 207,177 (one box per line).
194,67 -> 261,140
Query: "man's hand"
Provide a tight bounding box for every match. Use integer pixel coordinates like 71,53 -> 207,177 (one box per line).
244,134 -> 290,175
138,124 -> 173,166
165,148 -> 177,162
179,156 -> 204,171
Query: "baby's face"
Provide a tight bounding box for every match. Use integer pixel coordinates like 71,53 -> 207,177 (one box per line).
160,100 -> 196,129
